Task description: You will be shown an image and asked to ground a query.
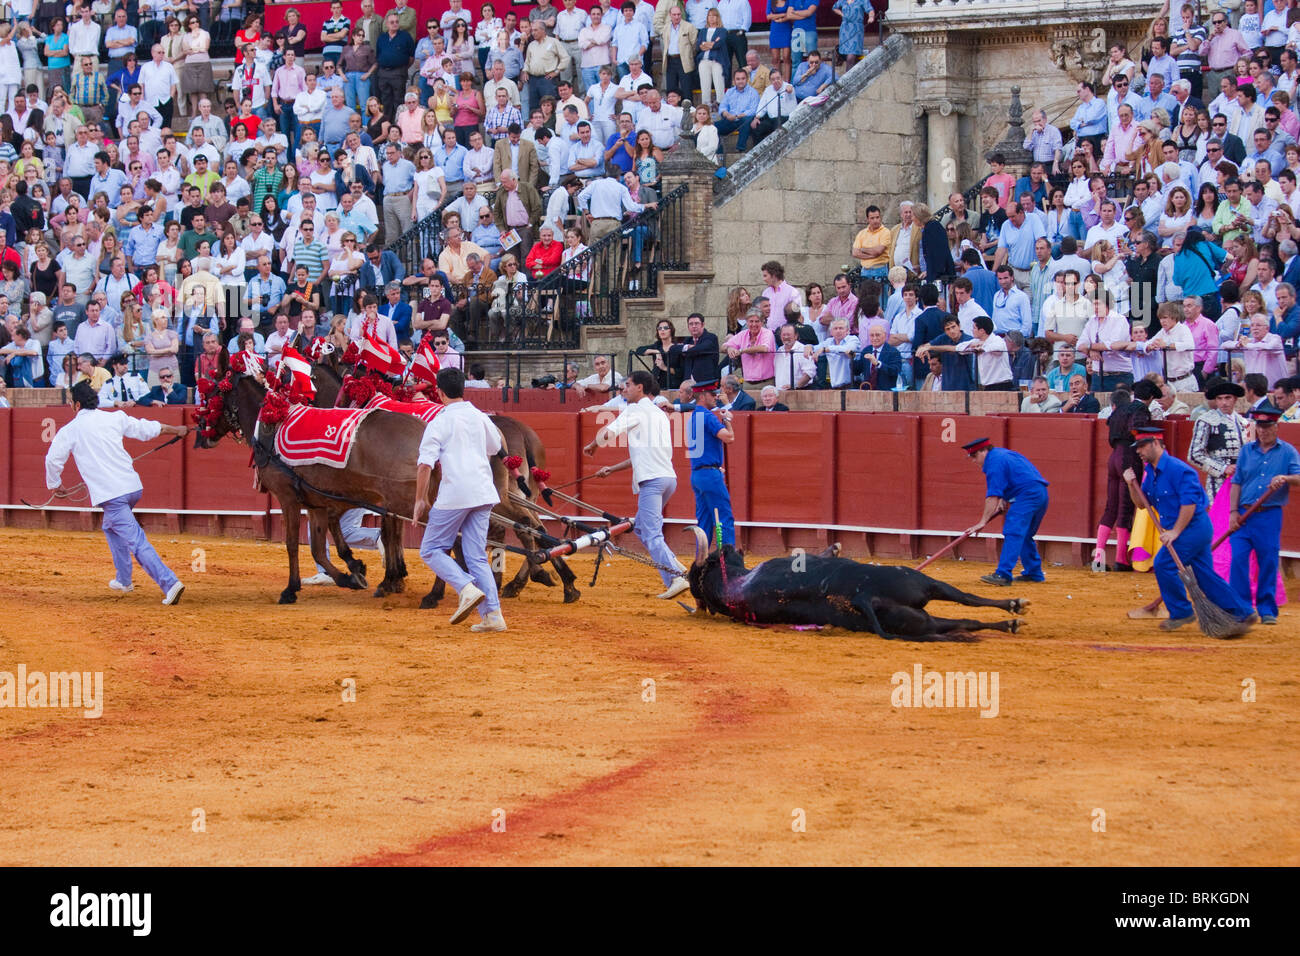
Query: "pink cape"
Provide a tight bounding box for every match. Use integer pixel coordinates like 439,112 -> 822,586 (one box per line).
1209,482 -> 1287,607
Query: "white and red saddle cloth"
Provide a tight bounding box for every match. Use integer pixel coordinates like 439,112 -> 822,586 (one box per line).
273,405 -> 376,468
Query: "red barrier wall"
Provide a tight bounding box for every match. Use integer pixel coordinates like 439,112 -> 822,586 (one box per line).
5,408 -> 1300,558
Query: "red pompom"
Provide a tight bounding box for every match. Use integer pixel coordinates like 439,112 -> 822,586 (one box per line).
530,468 -> 551,483
504,455 -> 524,470
196,378 -> 215,397
341,342 -> 360,365
258,389 -> 291,425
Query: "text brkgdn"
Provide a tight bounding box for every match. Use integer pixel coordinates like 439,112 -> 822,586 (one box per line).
0,666 -> 103,718
891,665 -> 999,718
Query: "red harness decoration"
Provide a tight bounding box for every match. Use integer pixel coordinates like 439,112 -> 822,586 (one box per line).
364,394 -> 446,424
273,405 -> 376,467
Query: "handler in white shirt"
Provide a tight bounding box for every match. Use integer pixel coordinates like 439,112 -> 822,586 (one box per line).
44,380 -> 189,604
583,369 -> 689,599
413,366 -> 507,631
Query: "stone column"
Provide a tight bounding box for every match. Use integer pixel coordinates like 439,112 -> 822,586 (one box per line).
922,102 -> 961,212
660,144 -> 718,271
986,86 -> 1034,183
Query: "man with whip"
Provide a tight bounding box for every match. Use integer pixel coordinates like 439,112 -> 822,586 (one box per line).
43,381 -> 191,604
1229,402 -> 1300,625
1123,426 -> 1257,634
413,366 -> 508,632
583,369 -> 691,600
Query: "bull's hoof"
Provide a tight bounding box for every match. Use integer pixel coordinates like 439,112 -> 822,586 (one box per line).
279,588 -> 298,605
419,593 -> 441,609
500,580 -> 523,599
828,543 -> 842,557
373,584 -> 391,598
1007,619 -> 1023,634
529,568 -> 556,587
1010,597 -> 1031,615
562,587 -> 581,604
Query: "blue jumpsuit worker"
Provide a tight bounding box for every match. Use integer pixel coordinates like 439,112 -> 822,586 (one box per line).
1124,426 -> 1257,630
684,378 -> 736,545
1229,402 -> 1300,624
963,437 -> 1050,586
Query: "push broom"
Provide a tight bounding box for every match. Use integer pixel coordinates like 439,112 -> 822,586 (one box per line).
1124,476 -> 1254,638
1127,486 -> 1278,619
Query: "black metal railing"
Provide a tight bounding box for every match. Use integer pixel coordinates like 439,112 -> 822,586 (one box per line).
412,183 -> 688,351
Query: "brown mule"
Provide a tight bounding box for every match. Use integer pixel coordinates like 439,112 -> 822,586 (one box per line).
198,367 -> 512,606
310,355 -> 581,605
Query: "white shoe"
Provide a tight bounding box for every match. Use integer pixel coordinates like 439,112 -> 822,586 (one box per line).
302,572 -> 333,586
1090,549 -> 1107,573
470,610 -> 507,632
108,579 -> 133,593
450,583 -> 487,624
161,580 -> 185,605
656,576 -> 690,600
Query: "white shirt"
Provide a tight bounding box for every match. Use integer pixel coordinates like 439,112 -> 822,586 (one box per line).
636,104 -> 683,150
98,373 -> 150,407
956,333 -> 1012,386
45,408 -> 163,506
773,345 -> 816,390
1147,321 -> 1196,380
138,59 -> 179,107
814,334 -> 860,388
417,400 -> 503,510
956,298 -> 988,336
1084,221 -> 1126,249
69,20 -> 102,57
602,396 -> 675,489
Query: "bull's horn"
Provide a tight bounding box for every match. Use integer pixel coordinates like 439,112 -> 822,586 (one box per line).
685,525 -> 709,564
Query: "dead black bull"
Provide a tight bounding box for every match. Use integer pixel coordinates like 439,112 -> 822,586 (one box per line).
684,528 -> 1030,642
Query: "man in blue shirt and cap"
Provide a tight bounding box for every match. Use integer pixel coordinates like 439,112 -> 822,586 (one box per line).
685,378 -> 736,546
963,437 -> 1051,586
1124,426 -> 1257,630
1229,403 -> 1300,624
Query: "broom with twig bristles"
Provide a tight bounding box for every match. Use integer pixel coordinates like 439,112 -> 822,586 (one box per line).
1124,477 -> 1254,638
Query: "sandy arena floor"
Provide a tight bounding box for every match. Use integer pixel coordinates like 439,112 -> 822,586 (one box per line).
0,527 -> 1295,866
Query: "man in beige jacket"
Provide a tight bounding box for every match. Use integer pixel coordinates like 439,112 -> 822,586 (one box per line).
658,6 -> 698,102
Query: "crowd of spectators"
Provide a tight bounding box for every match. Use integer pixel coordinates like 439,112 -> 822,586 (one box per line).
0,0 -> 892,399
614,0 -> 1297,422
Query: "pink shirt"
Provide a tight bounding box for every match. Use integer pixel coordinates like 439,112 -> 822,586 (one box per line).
1205,28 -> 1253,70
1102,120 -> 1139,172
762,280 -> 799,331
1187,315 -> 1219,374
272,65 -> 306,102
827,291 -> 858,325
1242,332 -> 1288,386
725,326 -> 776,381
1077,311 -> 1132,374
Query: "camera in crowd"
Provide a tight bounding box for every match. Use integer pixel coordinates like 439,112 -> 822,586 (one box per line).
531,374 -> 558,388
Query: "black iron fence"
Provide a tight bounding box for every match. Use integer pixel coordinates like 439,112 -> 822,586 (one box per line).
392,183 -> 689,351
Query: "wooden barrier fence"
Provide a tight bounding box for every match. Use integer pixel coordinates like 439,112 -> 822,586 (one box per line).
3,407 -> 1298,570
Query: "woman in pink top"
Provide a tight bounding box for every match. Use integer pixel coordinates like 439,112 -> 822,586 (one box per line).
452,73 -> 485,148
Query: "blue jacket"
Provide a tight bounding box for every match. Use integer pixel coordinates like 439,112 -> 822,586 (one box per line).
965,264 -> 999,316
983,446 -> 1049,501
1141,450 -> 1206,529
853,342 -> 902,389
725,389 -> 756,411
138,383 -> 187,406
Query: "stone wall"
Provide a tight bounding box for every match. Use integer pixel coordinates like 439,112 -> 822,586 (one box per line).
694,36 -> 922,335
